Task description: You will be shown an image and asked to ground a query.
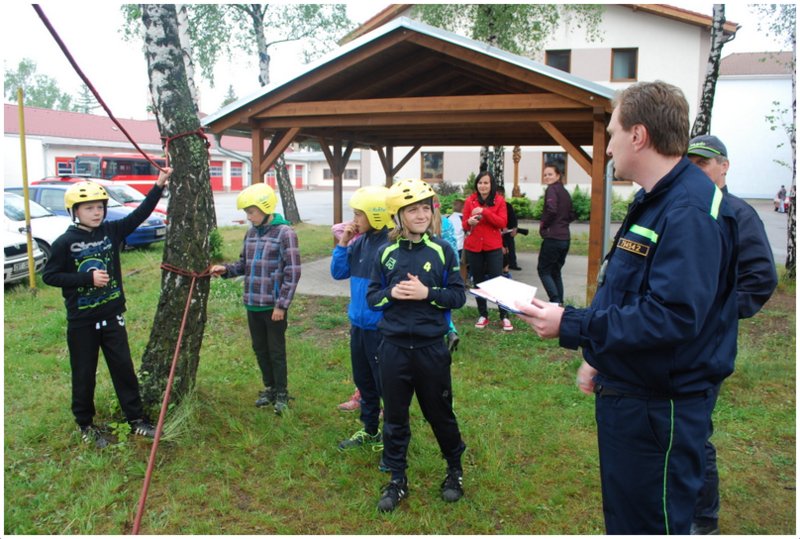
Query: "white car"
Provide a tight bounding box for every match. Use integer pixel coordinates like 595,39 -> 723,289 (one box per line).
4,192 -> 72,263
4,230 -> 45,285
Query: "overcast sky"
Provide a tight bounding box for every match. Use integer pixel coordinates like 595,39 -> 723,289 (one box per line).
2,2 -> 787,121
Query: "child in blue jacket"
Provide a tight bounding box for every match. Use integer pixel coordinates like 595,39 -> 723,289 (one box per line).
331,186 -> 393,454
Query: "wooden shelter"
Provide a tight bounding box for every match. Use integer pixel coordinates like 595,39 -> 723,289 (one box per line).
202,17 -> 616,294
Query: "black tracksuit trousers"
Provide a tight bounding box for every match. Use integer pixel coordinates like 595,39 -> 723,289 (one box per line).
67,315 -> 145,427
379,339 -> 466,477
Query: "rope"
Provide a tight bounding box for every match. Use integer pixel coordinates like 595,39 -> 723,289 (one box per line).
131,263 -> 212,535
33,5 -> 210,172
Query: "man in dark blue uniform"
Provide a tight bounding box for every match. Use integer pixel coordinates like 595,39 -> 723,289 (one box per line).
687,134 -> 778,534
517,81 -> 740,534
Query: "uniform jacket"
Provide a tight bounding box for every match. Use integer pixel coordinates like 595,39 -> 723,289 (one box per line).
559,158 -> 739,395
223,214 -> 301,310
724,187 -> 777,318
367,233 -> 465,348
462,193 -> 507,252
331,227 -> 389,330
43,185 -> 164,328
540,181 -> 574,240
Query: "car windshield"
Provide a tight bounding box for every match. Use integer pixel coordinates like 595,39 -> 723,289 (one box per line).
105,183 -> 145,203
4,193 -> 53,220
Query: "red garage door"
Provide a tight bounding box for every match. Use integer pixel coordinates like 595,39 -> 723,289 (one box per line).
210,161 -> 223,191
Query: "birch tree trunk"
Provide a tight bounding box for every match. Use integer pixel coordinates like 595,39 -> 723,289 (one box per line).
493,145 -> 505,188
176,4 -> 200,113
138,4 -> 215,408
786,36 -> 797,278
691,4 -> 731,137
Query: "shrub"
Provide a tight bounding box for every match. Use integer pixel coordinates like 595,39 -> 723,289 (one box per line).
611,191 -> 633,221
434,181 -> 462,197
571,186 -> 591,221
209,228 -> 224,261
509,196 -> 534,219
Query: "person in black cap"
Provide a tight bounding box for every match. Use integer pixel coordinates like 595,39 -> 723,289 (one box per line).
686,134 -> 778,534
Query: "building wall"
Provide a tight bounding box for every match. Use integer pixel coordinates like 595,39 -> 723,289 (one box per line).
712,75 -> 794,199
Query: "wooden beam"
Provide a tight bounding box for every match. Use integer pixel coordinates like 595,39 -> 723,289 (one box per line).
392,146 -> 421,176
260,94 -> 585,118
587,107 -> 609,303
539,121 -> 593,175
260,127 -> 299,176
251,126 -> 264,184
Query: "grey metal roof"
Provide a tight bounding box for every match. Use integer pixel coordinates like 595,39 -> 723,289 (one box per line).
202,16 -> 615,128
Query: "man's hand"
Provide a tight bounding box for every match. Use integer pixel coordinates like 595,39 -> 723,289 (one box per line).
515,297 -> 564,339
156,166 -> 173,188
391,273 -> 429,301
576,360 -> 597,396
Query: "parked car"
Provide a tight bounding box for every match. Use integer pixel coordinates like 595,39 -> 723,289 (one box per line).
4,192 -> 72,263
5,185 -> 166,248
4,230 -> 45,285
34,175 -> 169,221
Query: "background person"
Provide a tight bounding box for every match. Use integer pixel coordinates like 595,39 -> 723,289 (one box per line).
687,134 -> 778,535
537,163 -> 574,305
462,170 -> 511,330
367,178 -> 467,513
497,186 -> 521,271
210,183 -> 301,416
517,81 -> 739,535
42,169 -> 172,448
331,186 -> 393,453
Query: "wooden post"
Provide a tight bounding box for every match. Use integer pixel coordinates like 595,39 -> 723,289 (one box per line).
512,145 -> 521,197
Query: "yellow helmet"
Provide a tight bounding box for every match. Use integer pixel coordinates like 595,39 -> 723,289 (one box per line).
64,181 -> 109,219
349,186 -> 394,229
386,178 -> 435,216
237,182 -> 277,215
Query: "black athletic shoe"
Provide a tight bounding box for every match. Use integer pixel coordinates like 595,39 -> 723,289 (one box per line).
130,418 -> 157,438
377,478 -> 408,512
441,468 -> 464,503
273,391 -> 289,416
690,521 -> 720,535
255,387 -> 276,407
79,424 -> 110,449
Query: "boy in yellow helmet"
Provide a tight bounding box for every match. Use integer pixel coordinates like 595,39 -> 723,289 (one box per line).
210,182 -> 301,415
43,168 -> 172,448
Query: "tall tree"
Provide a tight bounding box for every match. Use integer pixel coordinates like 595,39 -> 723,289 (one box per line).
138,4 -> 216,408
691,4 -> 734,137
413,4 -> 603,186
4,58 -> 76,110
221,84 -> 238,108
73,84 -> 99,114
753,4 -> 797,278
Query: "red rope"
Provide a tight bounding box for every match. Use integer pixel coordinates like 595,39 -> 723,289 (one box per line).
131,264 -> 211,535
33,5 -> 210,172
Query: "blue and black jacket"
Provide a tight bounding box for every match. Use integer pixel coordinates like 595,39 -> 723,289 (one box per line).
330,228 -> 390,330
559,158 -> 739,395
367,233 -> 465,349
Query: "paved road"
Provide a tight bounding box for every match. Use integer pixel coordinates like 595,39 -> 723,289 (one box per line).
214,189 -> 789,305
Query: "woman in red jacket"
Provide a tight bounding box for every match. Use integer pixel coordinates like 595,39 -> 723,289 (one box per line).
462,171 -> 511,330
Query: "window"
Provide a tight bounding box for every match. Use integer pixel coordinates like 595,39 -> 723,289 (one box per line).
323,169 -> 333,180
231,163 -> 243,178
209,165 -> 223,177
542,152 -> 568,184
344,169 -> 358,180
421,152 -> 444,183
545,50 -> 571,73
611,48 -> 638,82
40,189 -> 67,212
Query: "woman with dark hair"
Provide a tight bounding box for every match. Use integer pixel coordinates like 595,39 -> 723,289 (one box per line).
462,170 -> 511,330
537,163 -> 574,305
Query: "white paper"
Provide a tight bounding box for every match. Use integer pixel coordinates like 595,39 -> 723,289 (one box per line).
469,276 -> 537,314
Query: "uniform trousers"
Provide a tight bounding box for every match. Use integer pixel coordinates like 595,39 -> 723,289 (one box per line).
595,390 -> 715,534
693,383 -> 722,527
67,315 -> 144,426
379,340 -> 466,477
350,326 -> 383,434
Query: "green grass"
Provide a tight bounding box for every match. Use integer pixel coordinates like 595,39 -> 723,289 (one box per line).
4,231 -> 795,534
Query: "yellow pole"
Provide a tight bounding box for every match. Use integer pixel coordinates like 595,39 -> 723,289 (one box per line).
17,89 -> 37,289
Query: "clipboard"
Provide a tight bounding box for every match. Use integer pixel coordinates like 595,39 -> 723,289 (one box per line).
468,276 -> 537,314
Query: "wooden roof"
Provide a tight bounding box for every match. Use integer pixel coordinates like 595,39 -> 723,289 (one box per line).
202,17 -> 615,149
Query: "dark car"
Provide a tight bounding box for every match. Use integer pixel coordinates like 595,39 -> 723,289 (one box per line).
5,185 -> 166,248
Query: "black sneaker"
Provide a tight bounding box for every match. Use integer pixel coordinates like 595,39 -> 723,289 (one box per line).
338,429 -> 382,451
377,478 -> 408,513
79,424 -> 110,449
441,468 -> 464,503
130,418 -> 157,438
447,331 -> 460,353
273,391 -> 289,416
690,521 -> 720,535
255,387 -> 276,408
